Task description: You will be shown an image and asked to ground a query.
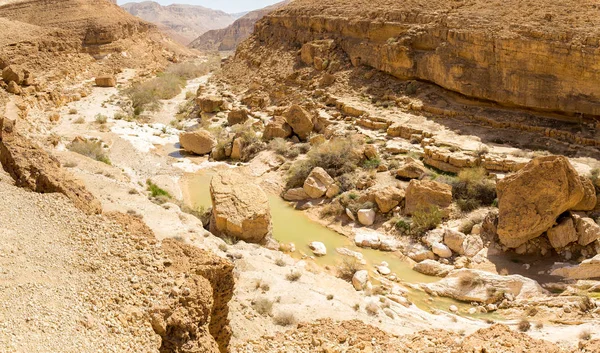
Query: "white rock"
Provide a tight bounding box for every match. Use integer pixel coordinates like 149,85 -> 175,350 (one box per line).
449,305 -> 458,313
468,307 -> 477,315
308,242 -> 327,256
352,270 -> 369,291
357,209 -> 376,226
377,266 -> 391,275
336,248 -> 365,262
354,230 -> 381,249
432,242 -> 452,258
346,208 -> 356,221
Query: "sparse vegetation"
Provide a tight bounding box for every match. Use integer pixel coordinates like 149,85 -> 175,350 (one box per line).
394,217 -> 412,235
362,158 -> 381,170
95,114 -> 108,124
337,257 -> 363,282
275,258 -> 286,267
286,137 -> 362,189
146,180 -> 171,198
252,297 -> 273,316
67,139 -> 111,165
68,108 -> 77,115
579,329 -> 592,341
273,311 -> 296,326
124,73 -> 185,115
517,319 -> 531,332
73,117 -> 85,124
451,167 -> 497,212
286,270 -> 302,282
326,294 -> 334,300
365,302 -> 379,316
411,206 -> 443,234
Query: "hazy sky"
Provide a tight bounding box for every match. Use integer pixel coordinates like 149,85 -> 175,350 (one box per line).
117,0 -> 281,13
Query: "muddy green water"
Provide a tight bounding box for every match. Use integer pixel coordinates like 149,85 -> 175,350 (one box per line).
182,170 -> 495,317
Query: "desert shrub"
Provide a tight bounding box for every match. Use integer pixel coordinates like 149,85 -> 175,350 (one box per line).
218,243 -> 227,252
320,201 -> 344,218
327,294 -> 334,300
411,206 -> 443,234
362,158 -> 381,170
286,138 -> 361,189
451,167 -> 496,212
95,114 -> 108,124
394,217 -> 412,235
252,297 -> 273,316
67,139 -> 111,165
337,257 -> 363,282
124,73 -> 186,115
275,258 -> 286,267
73,117 -> 85,124
269,138 -> 288,155
579,329 -> 592,341
273,311 -> 296,326
365,302 -> 379,316
459,275 -> 484,289
68,108 -> 78,115
165,62 -> 210,79
353,303 -> 360,311
518,319 -> 531,332
146,180 -> 171,198
286,270 -> 302,282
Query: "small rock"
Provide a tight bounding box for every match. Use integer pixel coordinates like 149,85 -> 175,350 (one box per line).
432,242 -> 452,258
352,270 -> 369,291
308,241 -> 327,256
357,209 -> 376,226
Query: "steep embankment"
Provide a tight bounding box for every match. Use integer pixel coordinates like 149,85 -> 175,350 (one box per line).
122,1 -> 235,45
189,1 -> 289,51
243,0 -> 600,117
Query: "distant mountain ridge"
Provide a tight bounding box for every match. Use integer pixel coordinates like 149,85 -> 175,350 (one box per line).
121,1 -> 236,45
189,1 -> 289,51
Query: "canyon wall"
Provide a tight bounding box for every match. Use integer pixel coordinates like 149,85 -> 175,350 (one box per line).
250,0 -> 600,117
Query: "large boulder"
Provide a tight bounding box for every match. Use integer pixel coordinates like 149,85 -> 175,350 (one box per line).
413,260 -> 454,277
422,269 -> 547,303
575,216 -> 600,246
284,105 -> 314,141
396,158 -> 428,179
497,156 -> 585,248
551,254 -> 600,280
197,96 -> 224,113
227,109 -> 249,126
303,167 -> 334,199
263,116 -> 292,140
209,171 -> 271,243
373,186 -> 405,213
352,270 -> 369,291
95,75 -> 116,87
572,176 -> 598,211
179,129 -> 216,155
357,209 -> 376,226
547,217 -> 577,249
283,188 -> 309,201
405,179 -> 452,215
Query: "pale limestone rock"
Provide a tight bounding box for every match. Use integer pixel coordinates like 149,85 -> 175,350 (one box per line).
179,129 -> 216,155
210,171 -> 271,243
325,183 -> 341,198
357,209 -> 376,226
547,217 -> 577,249
551,254 -> 600,280
432,242 -> 452,258
575,216 -> 600,246
308,241 -> 327,256
283,188 -> 309,201
463,235 -> 484,257
284,105 -> 313,141
354,230 -> 380,249
197,95 -> 224,113
303,167 -> 334,199
352,270 -> 369,291
396,158 -> 428,179
444,228 -> 466,255
422,269 -> 548,303
413,260 -> 454,277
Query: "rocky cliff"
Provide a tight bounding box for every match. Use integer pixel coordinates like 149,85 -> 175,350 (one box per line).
244,0 -> 600,117
189,1 -> 289,51
122,1 -> 235,45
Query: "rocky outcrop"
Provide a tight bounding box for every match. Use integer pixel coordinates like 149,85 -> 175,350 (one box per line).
303,167 -> 334,199
121,1 -> 235,45
249,0 -> 600,116
422,269 -> 547,303
263,116 -> 292,140
209,171 -> 271,243
159,238 -> 234,353
179,129 -> 217,155
284,104 -> 313,141
551,254 -> 600,280
0,118 -> 101,215
189,1 -> 289,51
404,179 -> 452,215
497,156 -> 585,248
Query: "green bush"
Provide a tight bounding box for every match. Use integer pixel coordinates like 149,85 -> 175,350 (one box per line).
124,73 -> 186,115
67,139 -> 111,165
395,218 -> 412,234
451,167 -> 496,212
95,114 -> 108,124
146,180 -> 171,198
286,138 -> 361,189
411,206 -> 443,234
362,158 -> 381,170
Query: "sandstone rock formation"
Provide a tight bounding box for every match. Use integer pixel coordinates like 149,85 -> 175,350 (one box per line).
284,104 -> 313,141
497,156 -> 584,248
209,171 -> 271,243
373,186 -> 404,213
179,129 -> 217,155
396,158 -> 427,179
227,108 -> 249,126
263,116 -> 292,140
0,118 -> 101,215
404,179 -> 452,215
551,254 -> 600,280
247,0 -> 600,116
423,269 -> 547,303
189,1 -> 289,51
95,75 -> 116,87
547,217 -> 577,249
121,1 -> 235,45
303,167 -> 334,199
413,259 -> 454,277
